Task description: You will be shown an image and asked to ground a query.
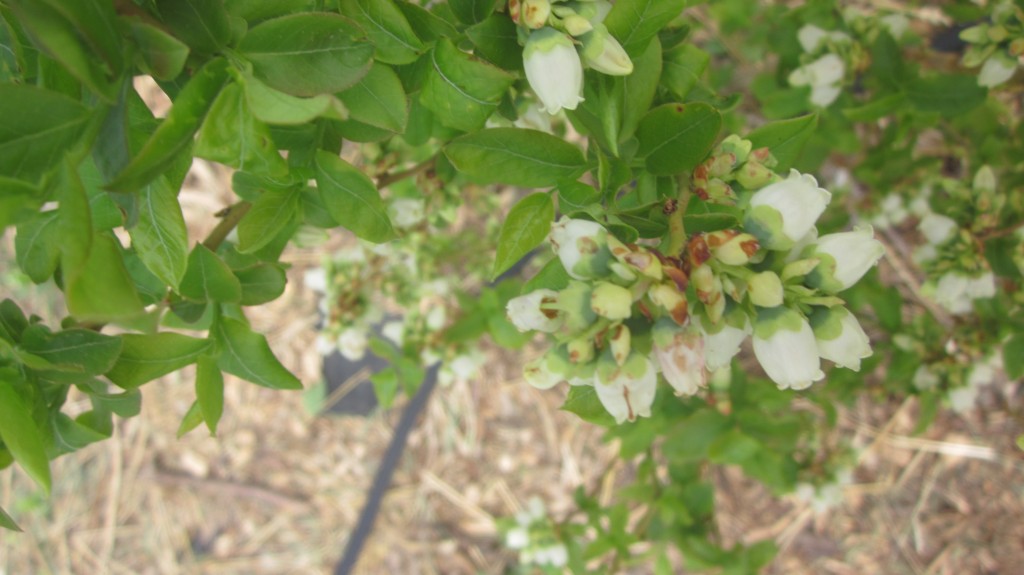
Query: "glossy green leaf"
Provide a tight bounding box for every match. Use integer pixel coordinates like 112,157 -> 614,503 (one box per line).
88,389 -> 142,418
465,13 -> 521,71
662,42 -> 709,101
20,328 -> 122,375
154,0 -> 230,54
65,234 -> 146,322
492,193 -> 553,281
127,19 -> 189,81
521,257 -> 570,294
57,160 -> 94,277
195,356 -> 224,435
225,0 -> 315,21
130,176 -> 188,288
237,188 -> 300,253
235,263 -> 288,306
0,300 -> 28,343
604,0 -> 688,55
0,504 -> 19,532
336,62 -> 408,133
15,212 -> 60,284
239,13 -> 374,97
107,58 -> 230,192
7,0 -> 117,101
106,333 -> 211,389
0,377 -> 51,493
214,316 -> 303,390
747,114 -> 818,173
636,103 -> 721,176
558,181 -> 601,215
195,82 -> 288,177
448,0 -> 497,24
444,128 -> 587,188
39,0 -> 123,73
0,84 -> 90,183
620,36 -> 662,143
562,385 -> 615,426
179,244 -> 243,303
314,150 -> 396,243
396,1 -> 458,42
51,413 -> 109,454
340,0 -> 424,65
420,38 -> 515,131
243,72 -> 339,125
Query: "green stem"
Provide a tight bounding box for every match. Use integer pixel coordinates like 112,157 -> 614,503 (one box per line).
203,201 -> 252,251
376,156 -> 436,188
666,177 -> 693,257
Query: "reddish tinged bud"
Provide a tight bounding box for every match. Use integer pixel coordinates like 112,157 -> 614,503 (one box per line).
663,266 -> 689,293
687,235 -> 712,268
750,147 -> 772,163
509,0 -> 520,23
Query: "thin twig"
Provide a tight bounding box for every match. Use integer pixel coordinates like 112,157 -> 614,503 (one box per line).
376,157 -> 436,189
202,201 -> 252,252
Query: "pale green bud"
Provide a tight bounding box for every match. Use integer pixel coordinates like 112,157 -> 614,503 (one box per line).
707,230 -> 760,266
609,323 -> 631,366
579,24 -> 633,75
716,134 -> 753,166
591,282 -> 633,320
557,281 -> 598,332
959,24 -> 989,44
567,337 -> 596,364
735,160 -> 777,189
781,258 -> 821,282
520,0 -> 552,29
705,178 -> 736,203
561,14 -> 593,36
978,51 -> 1018,87
748,271 -> 784,308
648,283 -> 688,325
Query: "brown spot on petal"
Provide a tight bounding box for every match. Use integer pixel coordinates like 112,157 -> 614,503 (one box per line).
624,386 -> 635,421
624,251 -> 652,270
693,164 -> 708,181
740,238 -> 760,257
578,236 -> 599,255
751,147 -> 771,162
694,187 -> 709,200
670,300 -> 689,325
687,235 -> 712,268
705,230 -> 738,249
637,300 -> 653,321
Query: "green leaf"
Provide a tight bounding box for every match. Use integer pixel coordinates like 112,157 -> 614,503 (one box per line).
239,13 -> 374,97
444,128 -> 587,188
0,504 -> 20,532
0,300 -> 28,342
683,212 -> 740,234
396,1 -> 458,42
127,19 -> 190,81
234,263 -> 288,306
37,0 -> 125,74
107,58 -> 230,192
558,181 -> 601,215
448,0 -> 497,24
57,160 -> 93,277
237,188 -> 300,253
129,176 -> 189,288
562,385 -> 615,426
604,0 -> 688,56
662,42 -> 709,101
7,1 -> 118,102
195,356 -> 224,435
0,84 -> 90,183
242,72 -> 339,125
492,193 -> 553,280
15,212 -> 60,284
179,244 -> 243,303
708,428 -> 760,465
340,0 -> 424,65
636,102 -> 721,176
904,74 -> 987,118
195,81 -> 289,177
1003,333 -> 1024,380
176,401 -> 205,438
106,333 -> 212,389
214,316 -> 302,390
465,13 -> 521,71
65,234 -> 146,322
619,36 -> 662,143
521,257 -> 570,294
154,0 -> 230,55
746,114 -> 818,173
51,413 -> 109,454
20,328 -> 122,375
0,377 -> 51,493
662,409 -> 730,462
314,150 -> 396,243
420,38 -> 515,131
336,62 -> 408,133
0,177 -> 43,229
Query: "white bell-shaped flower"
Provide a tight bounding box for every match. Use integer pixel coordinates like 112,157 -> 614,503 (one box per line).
805,227 -> 885,293
337,327 -> 369,361
524,28 -> 585,115
788,53 -> 845,107
809,306 -> 872,371
752,308 -> 824,390
700,314 -> 751,372
507,289 -> 563,332
745,169 -> 832,250
594,352 -> 657,423
653,319 -> 706,396
978,51 -> 1017,88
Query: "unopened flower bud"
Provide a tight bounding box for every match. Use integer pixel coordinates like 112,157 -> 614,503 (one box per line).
691,264 -> 715,294
781,258 -> 821,281
748,271 -> 784,307
557,281 -> 598,331
579,24 -> 633,76
648,283 -> 688,324
707,230 -> 759,266
752,307 -> 823,390
716,135 -> 753,166
959,24 -> 989,44
549,217 -> 613,279
973,165 -> 997,194
507,289 -> 563,332
567,336 -> 595,364
707,153 -> 737,178
735,160 -> 777,189
591,281 -> 633,320
524,345 -> 576,389
979,51 -> 1017,87
561,14 -> 593,36
520,0 -> 551,29
705,178 -> 736,203
609,323 -> 631,366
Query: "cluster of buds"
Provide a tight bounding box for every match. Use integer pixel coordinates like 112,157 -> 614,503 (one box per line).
788,23 -> 852,107
508,164 -> 885,424
692,135 -> 779,203
510,0 -> 633,115
960,0 -> 1024,87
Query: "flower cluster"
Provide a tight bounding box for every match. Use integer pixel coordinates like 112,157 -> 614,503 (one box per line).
502,498 -> 569,569
508,147 -> 885,423
789,24 -> 851,107
959,0 -> 1024,87
511,0 -> 633,115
